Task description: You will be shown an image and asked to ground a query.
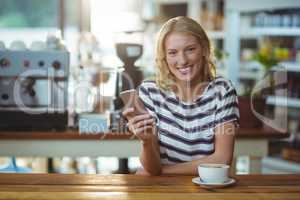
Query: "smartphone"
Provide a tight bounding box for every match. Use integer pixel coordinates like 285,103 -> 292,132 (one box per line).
120,89 -> 148,116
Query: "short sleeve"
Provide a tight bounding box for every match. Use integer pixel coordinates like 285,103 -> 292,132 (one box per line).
214,80 -> 240,128
138,82 -> 157,119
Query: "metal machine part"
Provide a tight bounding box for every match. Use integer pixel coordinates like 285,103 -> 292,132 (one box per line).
0,50 -> 69,130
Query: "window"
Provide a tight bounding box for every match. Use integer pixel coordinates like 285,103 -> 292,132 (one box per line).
0,0 -> 59,28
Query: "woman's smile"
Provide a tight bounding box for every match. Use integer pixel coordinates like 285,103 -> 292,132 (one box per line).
178,65 -> 192,75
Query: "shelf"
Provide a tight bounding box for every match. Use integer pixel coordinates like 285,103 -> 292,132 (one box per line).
239,61 -> 262,80
224,0 -> 300,87
241,61 -> 300,73
158,0 -> 187,5
226,0 -> 300,12
240,61 -> 262,70
272,62 -> 300,73
206,27 -> 300,39
266,95 -> 300,108
244,27 -> 300,37
239,70 -> 259,80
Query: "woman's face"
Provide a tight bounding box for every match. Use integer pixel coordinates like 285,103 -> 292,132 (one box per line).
165,32 -> 203,83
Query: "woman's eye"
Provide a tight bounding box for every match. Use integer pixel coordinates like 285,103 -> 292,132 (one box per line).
167,51 -> 176,56
187,47 -> 195,52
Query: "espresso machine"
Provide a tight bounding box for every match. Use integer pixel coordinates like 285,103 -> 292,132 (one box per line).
0,49 -> 69,130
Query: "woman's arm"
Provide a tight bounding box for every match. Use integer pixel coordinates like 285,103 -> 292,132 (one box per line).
161,122 -> 236,175
139,129 -> 161,175
123,108 -> 161,175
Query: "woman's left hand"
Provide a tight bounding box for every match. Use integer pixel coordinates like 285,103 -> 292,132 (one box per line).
123,108 -> 156,143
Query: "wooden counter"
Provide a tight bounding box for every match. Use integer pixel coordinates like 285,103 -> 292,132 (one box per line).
0,173 -> 299,200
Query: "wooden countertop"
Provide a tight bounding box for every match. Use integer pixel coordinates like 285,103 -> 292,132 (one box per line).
0,174 -> 299,200
0,128 -> 288,140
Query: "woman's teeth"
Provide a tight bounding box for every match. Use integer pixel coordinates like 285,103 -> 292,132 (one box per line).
178,67 -> 191,74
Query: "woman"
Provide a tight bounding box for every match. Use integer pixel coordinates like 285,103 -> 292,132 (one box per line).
123,16 -> 239,176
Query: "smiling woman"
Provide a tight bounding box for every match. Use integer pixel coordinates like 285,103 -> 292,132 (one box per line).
122,16 -> 240,176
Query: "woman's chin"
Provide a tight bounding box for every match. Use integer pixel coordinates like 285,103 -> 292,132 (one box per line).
175,76 -> 194,83
174,73 -> 196,81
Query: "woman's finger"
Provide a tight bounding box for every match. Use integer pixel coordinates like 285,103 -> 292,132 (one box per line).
128,122 -> 150,133
122,107 -> 134,117
135,118 -> 155,129
133,125 -> 153,137
127,117 -> 155,131
128,114 -> 152,124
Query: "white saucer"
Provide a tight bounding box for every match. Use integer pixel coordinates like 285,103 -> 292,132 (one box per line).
192,177 -> 236,187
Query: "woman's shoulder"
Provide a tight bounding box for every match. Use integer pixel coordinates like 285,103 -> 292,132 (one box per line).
139,79 -> 159,92
210,76 -> 236,95
139,79 -> 173,98
139,79 -> 160,96
140,79 -> 157,88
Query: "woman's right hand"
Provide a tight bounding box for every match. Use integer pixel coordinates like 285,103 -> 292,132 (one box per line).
122,107 -> 156,143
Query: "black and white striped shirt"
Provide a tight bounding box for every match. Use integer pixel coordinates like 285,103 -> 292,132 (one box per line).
138,76 -> 240,165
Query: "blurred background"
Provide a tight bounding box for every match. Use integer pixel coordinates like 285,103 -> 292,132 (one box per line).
0,0 -> 300,175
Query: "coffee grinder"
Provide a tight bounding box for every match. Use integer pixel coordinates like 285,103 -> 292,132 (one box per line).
116,43 -> 143,92
111,43 -> 144,132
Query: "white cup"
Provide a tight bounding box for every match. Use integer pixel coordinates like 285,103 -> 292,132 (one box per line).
9,40 -> 27,51
198,163 -> 230,183
30,41 -> 46,51
0,41 -> 6,49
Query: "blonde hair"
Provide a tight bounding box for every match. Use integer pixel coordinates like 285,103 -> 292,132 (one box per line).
155,16 -> 216,91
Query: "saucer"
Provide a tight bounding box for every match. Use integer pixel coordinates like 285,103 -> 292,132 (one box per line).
192,177 -> 236,188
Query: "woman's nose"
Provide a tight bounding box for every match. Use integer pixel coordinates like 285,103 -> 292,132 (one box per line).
178,52 -> 188,65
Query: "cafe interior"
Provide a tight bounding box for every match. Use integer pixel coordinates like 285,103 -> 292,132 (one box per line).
0,0 -> 300,196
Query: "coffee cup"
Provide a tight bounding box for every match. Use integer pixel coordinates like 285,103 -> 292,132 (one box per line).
9,40 -> 27,51
30,41 -> 46,51
0,41 -> 6,50
198,163 -> 230,183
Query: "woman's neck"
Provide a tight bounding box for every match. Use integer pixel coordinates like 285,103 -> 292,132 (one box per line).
174,80 -> 208,103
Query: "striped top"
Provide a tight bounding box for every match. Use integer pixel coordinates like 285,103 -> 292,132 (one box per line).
138,76 -> 240,165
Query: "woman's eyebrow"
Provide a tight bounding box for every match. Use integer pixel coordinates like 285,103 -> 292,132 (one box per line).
166,48 -> 176,51
166,44 -> 197,50
185,44 -> 197,48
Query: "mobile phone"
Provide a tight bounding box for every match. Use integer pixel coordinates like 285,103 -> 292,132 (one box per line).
120,89 -> 148,116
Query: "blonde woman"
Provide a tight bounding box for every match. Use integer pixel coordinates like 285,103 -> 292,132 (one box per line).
123,16 -> 239,175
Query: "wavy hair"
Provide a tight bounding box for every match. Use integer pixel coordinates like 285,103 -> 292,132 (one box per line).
155,16 -> 216,91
